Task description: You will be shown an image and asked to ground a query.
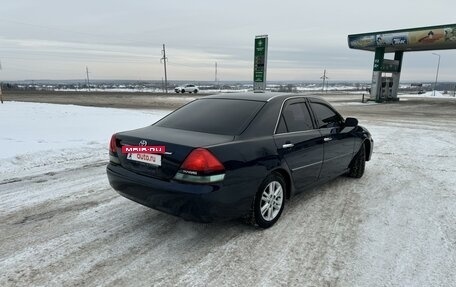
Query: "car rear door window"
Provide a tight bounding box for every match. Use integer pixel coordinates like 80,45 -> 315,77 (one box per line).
279,101 -> 314,133
155,98 -> 264,135
276,114 -> 288,134
310,102 -> 343,129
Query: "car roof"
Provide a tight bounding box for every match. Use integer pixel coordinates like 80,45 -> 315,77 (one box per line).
204,92 -> 324,103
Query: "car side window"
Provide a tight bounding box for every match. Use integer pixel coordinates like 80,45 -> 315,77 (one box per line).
280,102 -> 314,133
310,102 -> 342,129
276,114 -> 288,134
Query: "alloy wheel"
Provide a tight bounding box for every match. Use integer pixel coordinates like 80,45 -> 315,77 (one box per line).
260,181 -> 283,221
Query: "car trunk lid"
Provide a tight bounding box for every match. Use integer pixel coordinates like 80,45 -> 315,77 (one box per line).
114,125 -> 233,180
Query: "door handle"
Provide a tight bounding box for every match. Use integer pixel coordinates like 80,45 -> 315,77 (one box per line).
323,137 -> 332,142
282,143 -> 294,148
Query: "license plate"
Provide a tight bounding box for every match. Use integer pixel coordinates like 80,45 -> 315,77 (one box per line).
127,153 -> 161,166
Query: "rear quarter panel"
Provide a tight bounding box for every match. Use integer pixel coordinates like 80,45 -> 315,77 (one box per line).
353,125 -> 373,161
208,136 -> 289,201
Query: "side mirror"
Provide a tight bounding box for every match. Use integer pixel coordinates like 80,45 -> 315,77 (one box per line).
345,117 -> 358,127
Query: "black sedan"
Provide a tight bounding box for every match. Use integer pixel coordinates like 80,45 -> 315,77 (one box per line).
107,93 -> 373,228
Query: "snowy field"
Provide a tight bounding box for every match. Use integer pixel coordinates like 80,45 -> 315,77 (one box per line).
400,90 -> 456,99
0,102 -> 169,179
1,101 -> 455,286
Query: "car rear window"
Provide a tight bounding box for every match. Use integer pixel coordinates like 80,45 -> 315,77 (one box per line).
155,98 -> 265,135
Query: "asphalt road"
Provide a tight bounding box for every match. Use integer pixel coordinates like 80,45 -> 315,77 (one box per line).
2,90 -> 205,110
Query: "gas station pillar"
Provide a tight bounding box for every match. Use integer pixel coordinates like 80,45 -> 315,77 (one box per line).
391,51 -> 404,101
370,48 -> 403,102
370,47 -> 385,102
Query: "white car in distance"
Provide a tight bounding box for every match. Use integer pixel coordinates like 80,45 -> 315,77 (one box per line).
174,84 -> 199,94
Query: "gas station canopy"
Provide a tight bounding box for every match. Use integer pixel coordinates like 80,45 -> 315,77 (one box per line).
348,23 -> 456,103
348,24 -> 456,53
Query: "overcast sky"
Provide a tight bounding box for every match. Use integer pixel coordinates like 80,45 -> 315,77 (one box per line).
1,0 -> 455,82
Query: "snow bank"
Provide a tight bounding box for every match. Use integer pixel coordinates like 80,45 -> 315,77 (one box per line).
0,102 -> 170,178
400,91 -> 456,99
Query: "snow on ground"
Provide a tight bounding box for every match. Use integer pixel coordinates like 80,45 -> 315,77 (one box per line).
55,88 -> 165,93
400,90 -> 456,99
0,102 -> 170,179
0,102 -> 455,286
55,88 -> 251,94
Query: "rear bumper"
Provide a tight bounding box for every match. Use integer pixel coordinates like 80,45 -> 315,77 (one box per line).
107,163 -> 254,222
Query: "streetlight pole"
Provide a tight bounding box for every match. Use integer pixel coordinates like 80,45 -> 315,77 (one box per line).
432,53 -> 440,97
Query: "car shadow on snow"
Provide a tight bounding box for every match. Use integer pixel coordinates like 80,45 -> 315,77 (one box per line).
119,174 -> 364,237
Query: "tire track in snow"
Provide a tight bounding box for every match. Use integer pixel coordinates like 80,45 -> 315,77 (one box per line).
1,118 -> 456,286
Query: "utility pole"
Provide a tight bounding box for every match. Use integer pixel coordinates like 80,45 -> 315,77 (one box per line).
215,61 -> 218,91
320,69 -> 328,93
161,44 -> 168,93
85,66 -> 91,91
432,53 -> 440,97
0,60 -> 3,104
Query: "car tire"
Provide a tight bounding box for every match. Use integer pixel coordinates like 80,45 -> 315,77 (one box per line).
252,173 -> 286,228
181,90 -> 185,93
347,142 -> 365,178
194,90 -> 198,94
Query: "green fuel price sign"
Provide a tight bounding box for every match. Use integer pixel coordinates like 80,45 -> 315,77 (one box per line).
254,35 -> 268,93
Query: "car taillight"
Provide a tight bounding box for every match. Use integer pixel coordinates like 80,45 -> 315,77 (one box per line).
180,148 -> 224,174
174,148 -> 225,183
109,134 -> 117,154
109,134 -> 120,164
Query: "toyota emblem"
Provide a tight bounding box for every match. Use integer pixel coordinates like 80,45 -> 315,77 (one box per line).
139,140 -> 148,146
